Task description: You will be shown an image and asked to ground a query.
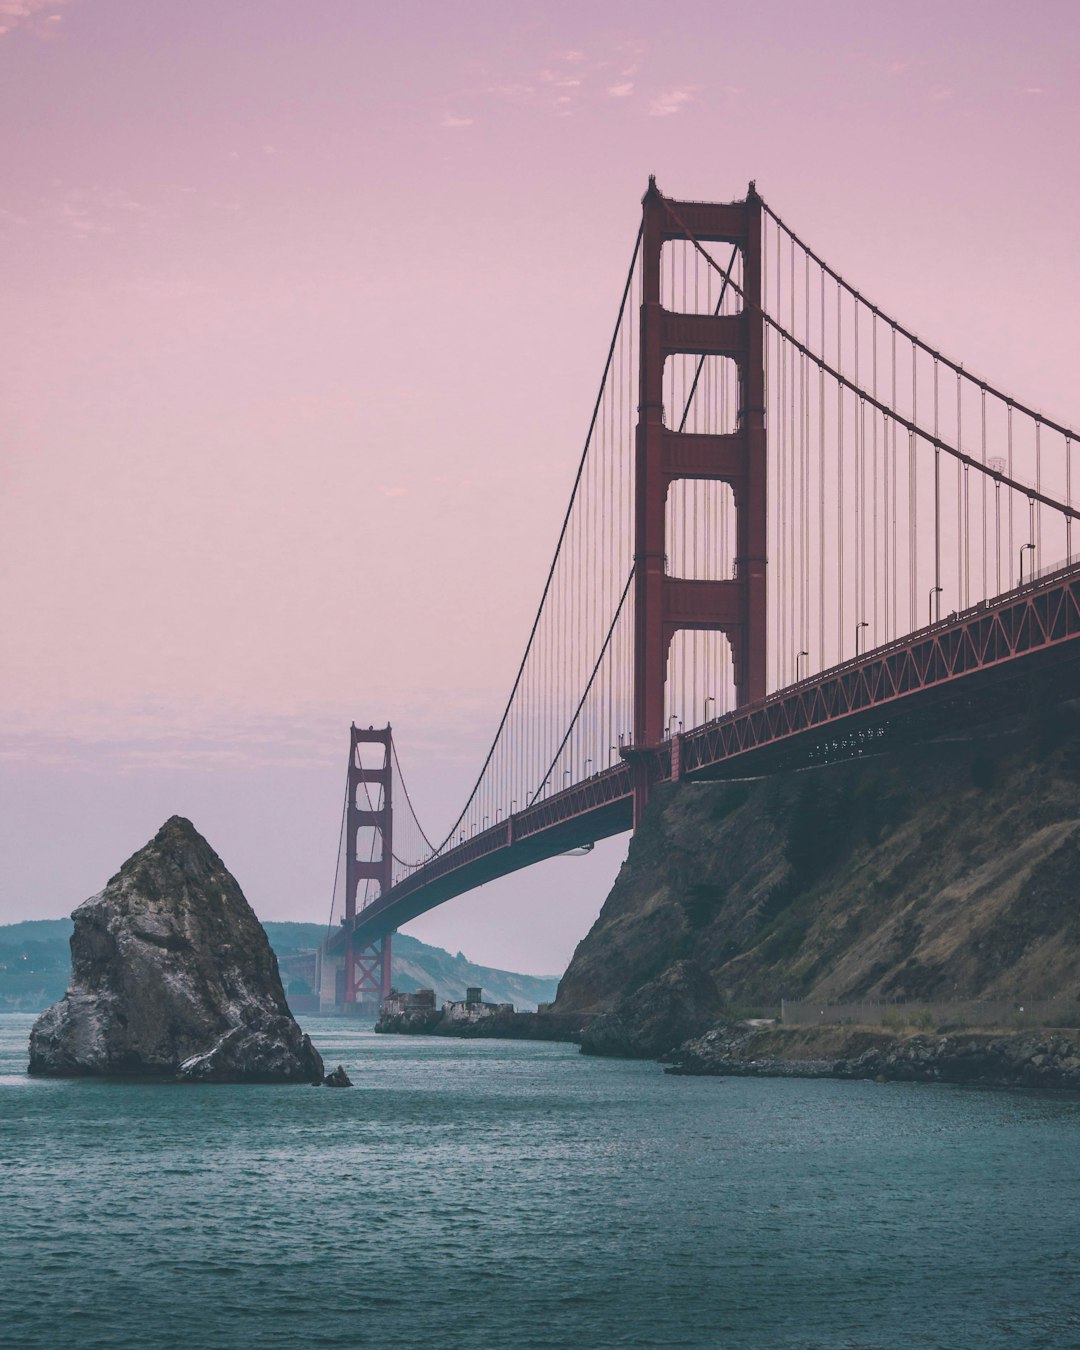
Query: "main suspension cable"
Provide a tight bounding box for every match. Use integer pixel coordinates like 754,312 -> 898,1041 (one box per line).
324,766 -> 350,939
660,197 -> 1079,518
528,565 -> 635,806
758,197 -> 1080,444
396,225 -> 644,859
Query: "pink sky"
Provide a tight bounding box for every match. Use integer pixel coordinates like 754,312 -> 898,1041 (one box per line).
2,0 -> 1079,971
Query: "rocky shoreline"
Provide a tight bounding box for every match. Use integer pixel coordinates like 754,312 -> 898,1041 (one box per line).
665,1022 -> 1080,1090
375,1001 -> 1080,1091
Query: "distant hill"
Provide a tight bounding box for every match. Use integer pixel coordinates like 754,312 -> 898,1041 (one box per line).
0,917 -> 559,1013
263,923 -> 560,1009
0,920 -> 74,1012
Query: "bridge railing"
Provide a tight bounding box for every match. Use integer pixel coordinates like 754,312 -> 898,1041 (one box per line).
677,560 -> 1080,778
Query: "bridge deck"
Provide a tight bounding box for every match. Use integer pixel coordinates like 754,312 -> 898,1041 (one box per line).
345,562 -> 1080,944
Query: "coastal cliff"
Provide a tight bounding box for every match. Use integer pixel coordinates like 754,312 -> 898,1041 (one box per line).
554,704 -> 1080,1065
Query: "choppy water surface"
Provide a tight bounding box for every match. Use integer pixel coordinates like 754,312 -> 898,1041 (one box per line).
2,1015 -> 1079,1349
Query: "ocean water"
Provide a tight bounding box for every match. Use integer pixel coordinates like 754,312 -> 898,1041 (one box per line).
1,1015 -> 1079,1350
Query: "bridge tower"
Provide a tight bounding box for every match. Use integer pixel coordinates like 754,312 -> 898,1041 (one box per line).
343,723 -> 394,1005
630,178 -> 766,825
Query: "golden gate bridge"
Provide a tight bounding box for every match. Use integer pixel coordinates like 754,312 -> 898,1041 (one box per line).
319,179 -> 1080,1007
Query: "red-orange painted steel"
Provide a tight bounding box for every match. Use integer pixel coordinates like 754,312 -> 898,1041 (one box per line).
632,179 -> 766,826
343,723 -> 394,1002
352,565 -> 1080,946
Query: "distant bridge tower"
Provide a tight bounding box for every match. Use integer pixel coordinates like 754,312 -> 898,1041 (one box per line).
630,178 -> 766,825
343,723 -> 394,1006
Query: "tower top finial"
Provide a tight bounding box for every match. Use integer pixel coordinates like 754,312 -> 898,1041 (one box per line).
643,173 -> 661,204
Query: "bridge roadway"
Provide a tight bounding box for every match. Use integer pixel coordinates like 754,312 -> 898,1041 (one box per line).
347,561 -> 1080,944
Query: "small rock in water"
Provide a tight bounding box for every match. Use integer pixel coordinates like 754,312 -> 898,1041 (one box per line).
27,816 -> 324,1084
321,1064 -> 352,1088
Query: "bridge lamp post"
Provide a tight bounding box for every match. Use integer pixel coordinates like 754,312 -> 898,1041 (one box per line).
929,586 -> 943,625
795,651 -> 809,683
1019,542 -> 1036,586
703,695 -> 715,724
584,758 -> 592,774
855,621 -> 869,658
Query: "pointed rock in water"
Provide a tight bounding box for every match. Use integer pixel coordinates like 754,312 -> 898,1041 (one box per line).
27,816 -> 324,1083
321,1064 -> 352,1087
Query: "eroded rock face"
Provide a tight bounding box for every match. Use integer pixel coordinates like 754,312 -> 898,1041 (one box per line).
28,817 -> 324,1083
579,960 -> 723,1059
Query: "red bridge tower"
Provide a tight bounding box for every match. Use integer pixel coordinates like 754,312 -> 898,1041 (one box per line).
343,723 -> 394,1005
630,178 -> 767,824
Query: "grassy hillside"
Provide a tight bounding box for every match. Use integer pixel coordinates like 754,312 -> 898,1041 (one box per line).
555,701 -> 1080,1019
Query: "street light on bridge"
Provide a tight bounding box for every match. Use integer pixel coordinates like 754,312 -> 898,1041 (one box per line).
1019,541 -> 1036,586
703,694 -> 715,724
929,586 -> 943,625
795,651 -> 809,683
855,621 -> 869,658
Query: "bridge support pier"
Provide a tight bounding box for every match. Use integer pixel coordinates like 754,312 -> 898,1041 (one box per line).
631,177 -> 766,824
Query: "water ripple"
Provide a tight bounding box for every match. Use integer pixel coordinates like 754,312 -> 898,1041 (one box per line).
2,1015 -> 1079,1348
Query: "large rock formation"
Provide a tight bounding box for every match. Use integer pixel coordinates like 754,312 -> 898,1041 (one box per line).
554,701 -> 1080,1057
28,817 -> 324,1082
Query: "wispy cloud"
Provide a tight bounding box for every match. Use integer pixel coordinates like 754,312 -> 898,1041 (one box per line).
0,0 -> 71,38
51,184 -> 155,238
470,39 -> 649,120
649,88 -> 695,117
484,82 -> 533,100
441,112 -> 474,129
539,69 -> 582,90
0,696 -> 503,773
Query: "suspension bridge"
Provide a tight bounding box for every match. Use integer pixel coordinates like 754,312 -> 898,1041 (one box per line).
318,179 -> 1080,1009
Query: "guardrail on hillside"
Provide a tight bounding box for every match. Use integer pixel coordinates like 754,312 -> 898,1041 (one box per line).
780,998 -> 1080,1030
